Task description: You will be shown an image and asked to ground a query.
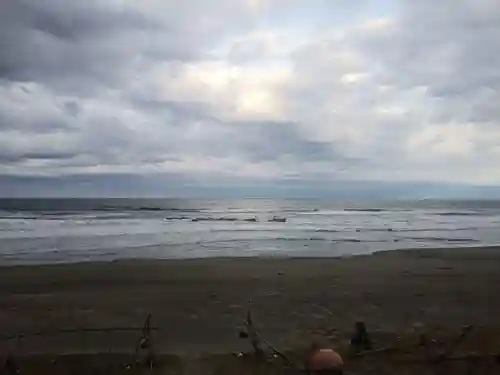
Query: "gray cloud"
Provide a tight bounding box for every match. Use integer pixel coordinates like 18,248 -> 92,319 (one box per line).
128,97 -> 216,125
0,0 -> 217,93
357,0 -> 500,121
223,120 -> 348,163
0,150 -> 79,164
1,0 -> 500,196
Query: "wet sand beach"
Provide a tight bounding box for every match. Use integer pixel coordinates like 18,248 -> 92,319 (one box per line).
2,246 -> 499,358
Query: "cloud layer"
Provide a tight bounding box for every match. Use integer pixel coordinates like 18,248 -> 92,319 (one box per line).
1,0 -> 500,195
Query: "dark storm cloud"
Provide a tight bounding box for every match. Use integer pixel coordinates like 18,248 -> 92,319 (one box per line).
228,120 -> 347,163
0,151 -> 79,164
0,0 -> 193,92
63,101 -> 81,117
0,85 -> 176,173
5,0 -> 158,41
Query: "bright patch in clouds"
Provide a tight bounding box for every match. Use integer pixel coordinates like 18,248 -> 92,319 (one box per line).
1,0 -> 500,196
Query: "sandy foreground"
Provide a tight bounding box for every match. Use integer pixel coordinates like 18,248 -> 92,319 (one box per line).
2,246 -> 500,352
1,247 -> 500,374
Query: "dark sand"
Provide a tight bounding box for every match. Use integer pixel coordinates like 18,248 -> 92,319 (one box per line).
2,247 -> 500,373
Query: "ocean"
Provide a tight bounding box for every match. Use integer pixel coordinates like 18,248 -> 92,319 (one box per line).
1,198 -> 500,265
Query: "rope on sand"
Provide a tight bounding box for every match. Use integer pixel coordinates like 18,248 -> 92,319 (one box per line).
1,326 -> 160,341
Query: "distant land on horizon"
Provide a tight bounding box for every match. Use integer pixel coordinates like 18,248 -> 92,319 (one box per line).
1,174 -> 499,200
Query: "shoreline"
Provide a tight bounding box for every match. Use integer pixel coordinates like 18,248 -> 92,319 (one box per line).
2,243 -> 500,268
2,246 -> 499,356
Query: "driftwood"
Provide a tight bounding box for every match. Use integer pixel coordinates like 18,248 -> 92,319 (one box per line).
433,324 -> 473,364
240,302 -> 297,369
1,301 -> 498,375
134,313 -> 154,370
354,325 -> 477,360
242,306 -> 264,358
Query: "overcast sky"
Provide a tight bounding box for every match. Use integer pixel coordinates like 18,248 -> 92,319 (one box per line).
1,0 -> 500,197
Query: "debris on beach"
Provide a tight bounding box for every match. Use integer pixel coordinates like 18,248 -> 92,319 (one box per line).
2,356 -> 20,375
134,314 -> 154,370
3,322 -> 500,374
309,348 -> 344,374
350,321 -> 373,353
